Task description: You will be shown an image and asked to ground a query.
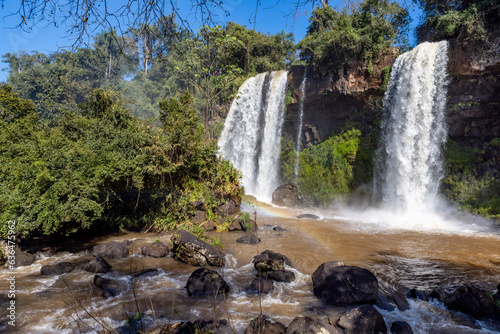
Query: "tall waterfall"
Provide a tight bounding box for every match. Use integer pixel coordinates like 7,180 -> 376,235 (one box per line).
294,68 -> 307,185
374,41 -> 449,214
218,70 -> 288,203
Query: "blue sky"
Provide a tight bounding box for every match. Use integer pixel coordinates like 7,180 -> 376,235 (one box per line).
0,0 -> 422,82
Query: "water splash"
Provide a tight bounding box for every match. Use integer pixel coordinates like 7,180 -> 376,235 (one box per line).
294,68 -> 307,185
219,70 -> 288,203
374,41 -> 450,215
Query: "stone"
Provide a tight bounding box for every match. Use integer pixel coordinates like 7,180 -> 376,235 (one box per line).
258,270 -> 295,283
185,268 -> 230,297
132,268 -> 159,279
338,305 -> 387,334
141,241 -> 169,258
40,262 -> 75,275
272,184 -> 299,207
202,219 -> 216,232
94,275 -> 125,298
285,316 -> 340,334
253,250 -> 292,272
93,241 -> 128,259
229,215 -> 257,231
236,234 -> 261,244
160,320 -> 231,334
14,252 -> 35,267
312,262 -> 378,306
245,316 -> 286,334
248,277 -> 274,294
432,283 -> 500,322
79,256 -> 113,273
193,210 -> 208,225
171,229 -> 225,267
390,321 -> 414,334
217,199 -> 239,215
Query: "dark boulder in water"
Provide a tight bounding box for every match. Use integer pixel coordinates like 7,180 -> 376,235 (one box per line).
258,270 -> 295,283
236,234 -> 261,244
245,316 -> 286,334
171,229 -> 225,267
337,305 -> 387,334
253,250 -> 292,272
272,184 -> 299,207
312,262 -> 378,306
40,262 -> 75,275
141,241 -> 169,258
14,252 -> 35,267
431,283 -> 500,322
247,277 -> 274,294
78,256 -> 113,273
186,268 -> 230,297
94,274 -> 125,298
391,321 -> 414,334
160,320 -> 231,334
285,316 -> 340,334
93,241 -> 128,259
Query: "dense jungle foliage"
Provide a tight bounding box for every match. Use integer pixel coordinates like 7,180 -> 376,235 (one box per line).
1,0 -> 498,239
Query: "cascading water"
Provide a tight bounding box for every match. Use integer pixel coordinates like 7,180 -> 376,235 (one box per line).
293,68 -> 307,185
374,41 -> 449,215
218,70 -> 288,203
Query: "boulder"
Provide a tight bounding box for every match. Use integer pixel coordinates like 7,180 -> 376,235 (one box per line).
171,229 -> 225,267
312,262 -> 378,306
229,216 -> 257,231
431,283 -> 500,321
185,268 -> 230,297
94,275 -> 126,298
285,316 -> 340,334
258,270 -> 295,283
132,268 -> 159,279
390,321 -> 414,334
93,241 -> 128,259
337,305 -> 387,334
236,234 -> 261,244
193,210 -> 208,225
253,250 -> 292,272
40,262 -> 75,275
79,256 -> 113,273
272,184 -> 299,207
14,252 -> 35,267
202,220 -> 216,232
217,199 -> 240,215
245,316 -> 286,334
141,241 -> 169,258
247,277 -> 274,294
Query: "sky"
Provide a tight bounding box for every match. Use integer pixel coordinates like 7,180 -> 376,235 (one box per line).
0,0 -> 422,82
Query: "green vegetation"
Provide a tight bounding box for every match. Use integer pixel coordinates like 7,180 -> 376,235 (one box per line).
297,0 -> 409,76
281,129 -> 362,205
0,86 -> 242,239
443,140 -> 500,220
415,0 -> 497,45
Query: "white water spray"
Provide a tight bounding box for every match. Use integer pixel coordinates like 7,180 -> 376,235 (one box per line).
294,68 -> 307,185
374,41 -> 450,215
219,70 -> 288,203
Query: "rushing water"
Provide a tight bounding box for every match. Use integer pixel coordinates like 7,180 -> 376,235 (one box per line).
1,205 -> 499,333
375,41 -> 449,215
218,70 -> 288,203
293,68 -> 307,185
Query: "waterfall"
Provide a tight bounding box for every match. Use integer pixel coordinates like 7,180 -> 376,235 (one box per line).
294,68 -> 307,185
374,41 -> 449,214
218,70 -> 288,203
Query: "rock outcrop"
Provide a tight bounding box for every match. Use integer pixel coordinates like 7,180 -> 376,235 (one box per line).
312,261 -> 378,306
171,229 -> 225,267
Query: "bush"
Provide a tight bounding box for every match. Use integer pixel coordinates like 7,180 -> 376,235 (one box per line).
281,129 -> 361,206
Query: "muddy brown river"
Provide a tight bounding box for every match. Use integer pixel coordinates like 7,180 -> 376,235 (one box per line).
1,203 -> 499,333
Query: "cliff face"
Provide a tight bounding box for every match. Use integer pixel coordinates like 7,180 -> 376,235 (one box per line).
284,39 -> 500,173
283,52 -> 397,145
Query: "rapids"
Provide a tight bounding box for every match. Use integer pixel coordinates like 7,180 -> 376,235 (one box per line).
1,204 -> 499,333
